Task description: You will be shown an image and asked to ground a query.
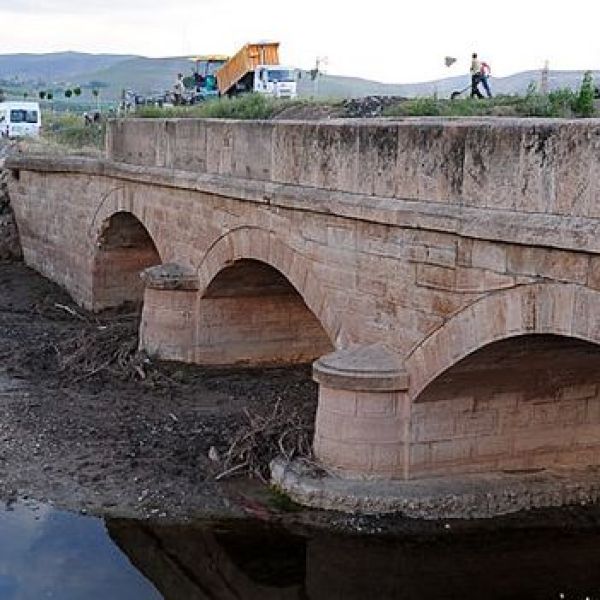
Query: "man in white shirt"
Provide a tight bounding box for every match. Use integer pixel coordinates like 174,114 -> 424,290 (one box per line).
470,53 -> 484,99
173,73 -> 185,105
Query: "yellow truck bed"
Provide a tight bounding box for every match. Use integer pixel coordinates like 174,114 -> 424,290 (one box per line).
216,42 -> 280,95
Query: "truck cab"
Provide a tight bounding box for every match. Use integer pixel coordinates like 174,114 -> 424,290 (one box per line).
189,55 -> 229,101
254,66 -> 297,98
0,102 -> 41,138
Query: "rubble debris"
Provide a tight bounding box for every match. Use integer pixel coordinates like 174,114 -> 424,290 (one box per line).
341,95 -> 407,118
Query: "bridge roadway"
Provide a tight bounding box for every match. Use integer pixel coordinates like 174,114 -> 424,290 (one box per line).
7,116 -> 600,483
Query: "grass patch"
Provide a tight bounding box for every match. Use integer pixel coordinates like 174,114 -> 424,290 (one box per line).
384,76 -> 597,119
135,94 -> 290,120
16,111 -> 105,156
42,112 -> 105,151
267,487 -> 303,513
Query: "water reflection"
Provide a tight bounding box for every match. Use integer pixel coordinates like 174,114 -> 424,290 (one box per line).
0,500 -> 161,600
108,517 -> 600,600
3,500 -> 600,599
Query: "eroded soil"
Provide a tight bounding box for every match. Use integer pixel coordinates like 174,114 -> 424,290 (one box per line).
0,261 -> 319,521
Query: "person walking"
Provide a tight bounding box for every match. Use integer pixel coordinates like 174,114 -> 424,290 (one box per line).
470,53 -> 484,99
479,60 -> 493,98
173,73 -> 185,106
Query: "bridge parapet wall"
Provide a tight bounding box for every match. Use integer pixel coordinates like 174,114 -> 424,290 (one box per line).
107,117 -> 600,220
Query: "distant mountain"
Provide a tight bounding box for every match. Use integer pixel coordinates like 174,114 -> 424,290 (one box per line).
0,51 -> 136,83
0,51 -> 597,101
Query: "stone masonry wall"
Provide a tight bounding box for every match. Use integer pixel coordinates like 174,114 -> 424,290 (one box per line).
105,118 -> 600,225
8,157 -> 600,365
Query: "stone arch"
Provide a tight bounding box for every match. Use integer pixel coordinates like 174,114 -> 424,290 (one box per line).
406,283 -> 600,401
197,226 -> 340,344
88,185 -> 167,262
194,227 -> 336,365
91,210 -> 162,311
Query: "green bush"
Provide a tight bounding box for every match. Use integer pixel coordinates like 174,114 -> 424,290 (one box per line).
548,88 -> 577,117
516,92 -> 553,117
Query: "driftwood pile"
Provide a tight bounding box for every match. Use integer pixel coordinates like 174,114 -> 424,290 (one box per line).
2,302 -> 156,384
217,398 -> 315,482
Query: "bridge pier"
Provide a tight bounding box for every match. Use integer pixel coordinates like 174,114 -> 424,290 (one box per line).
139,264 -> 199,363
313,344 -> 410,479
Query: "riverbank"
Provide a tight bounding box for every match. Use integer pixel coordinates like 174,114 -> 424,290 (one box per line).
0,261 -> 319,521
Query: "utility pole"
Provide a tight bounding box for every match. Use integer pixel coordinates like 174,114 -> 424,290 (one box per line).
313,56 -> 328,97
540,60 -> 549,94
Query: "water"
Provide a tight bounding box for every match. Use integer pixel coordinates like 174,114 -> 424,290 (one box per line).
0,500 -> 161,599
2,500 -> 600,599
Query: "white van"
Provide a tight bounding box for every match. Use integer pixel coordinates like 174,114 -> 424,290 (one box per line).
0,102 -> 41,138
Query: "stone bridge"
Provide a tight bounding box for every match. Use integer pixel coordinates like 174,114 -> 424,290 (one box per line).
7,117 -> 600,484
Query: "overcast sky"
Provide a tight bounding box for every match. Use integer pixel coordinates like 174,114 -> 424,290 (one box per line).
0,0 -> 599,83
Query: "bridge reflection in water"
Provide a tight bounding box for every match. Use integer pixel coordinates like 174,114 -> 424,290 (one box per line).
108,517 -> 600,600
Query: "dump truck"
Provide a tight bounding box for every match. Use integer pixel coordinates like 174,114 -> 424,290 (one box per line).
216,42 -> 297,99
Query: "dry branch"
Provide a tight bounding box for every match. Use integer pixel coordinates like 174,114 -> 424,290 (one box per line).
217,398 -> 314,482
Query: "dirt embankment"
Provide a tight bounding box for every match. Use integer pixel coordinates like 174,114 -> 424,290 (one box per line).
0,167 -> 22,261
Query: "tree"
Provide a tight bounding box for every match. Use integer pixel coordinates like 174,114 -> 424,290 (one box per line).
46,92 -> 53,101
575,71 -> 595,117
39,91 -> 46,100
23,92 -> 28,100
64,89 -> 73,98
73,87 -> 81,96
92,88 -> 100,112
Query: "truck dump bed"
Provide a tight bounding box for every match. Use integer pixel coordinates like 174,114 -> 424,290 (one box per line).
216,42 -> 280,95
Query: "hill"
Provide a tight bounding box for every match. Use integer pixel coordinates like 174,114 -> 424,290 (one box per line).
0,51 -> 597,102
83,56 -> 195,96
0,51 -> 136,83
